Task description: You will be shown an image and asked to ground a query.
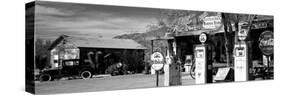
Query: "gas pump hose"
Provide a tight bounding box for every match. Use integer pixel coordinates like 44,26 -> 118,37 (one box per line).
190,62 -> 195,79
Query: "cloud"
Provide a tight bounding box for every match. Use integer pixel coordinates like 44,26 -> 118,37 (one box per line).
35,5 -> 74,16
35,1 -> 159,40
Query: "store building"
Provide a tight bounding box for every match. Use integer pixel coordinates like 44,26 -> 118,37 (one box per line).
47,35 -> 146,74
151,12 -> 273,80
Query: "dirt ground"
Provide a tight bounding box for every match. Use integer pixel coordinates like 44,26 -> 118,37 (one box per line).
35,73 -> 195,94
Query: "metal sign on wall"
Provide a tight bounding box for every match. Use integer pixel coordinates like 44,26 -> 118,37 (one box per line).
199,33 -> 207,44
202,16 -> 222,29
259,30 -> 274,56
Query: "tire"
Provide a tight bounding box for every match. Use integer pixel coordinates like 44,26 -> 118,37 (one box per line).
80,71 -> 92,79
111,71 -> 117,76
39,74 -> 52,82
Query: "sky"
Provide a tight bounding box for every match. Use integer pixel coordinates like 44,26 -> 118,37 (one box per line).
35,1 -> 161,40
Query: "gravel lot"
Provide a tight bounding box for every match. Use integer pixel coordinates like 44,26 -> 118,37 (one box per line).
35,73 -> 195,94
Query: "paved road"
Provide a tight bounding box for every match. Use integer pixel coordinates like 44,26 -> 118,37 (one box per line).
35,73 -> 195,94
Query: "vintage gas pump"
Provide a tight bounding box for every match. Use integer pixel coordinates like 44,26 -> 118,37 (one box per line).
164,38 -> 182,86
234,23 -> 251,81
184,55 -> 193,73
234,42 -> 249,81
194,33 -> 213,84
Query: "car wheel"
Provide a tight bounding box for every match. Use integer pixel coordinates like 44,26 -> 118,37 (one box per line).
80,71 -> 92,79
39,74 -> 52,82
111,71 -> 117,76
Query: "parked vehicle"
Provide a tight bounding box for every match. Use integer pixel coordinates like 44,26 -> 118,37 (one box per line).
38,59 -> 95,81
105,62 -> 128,76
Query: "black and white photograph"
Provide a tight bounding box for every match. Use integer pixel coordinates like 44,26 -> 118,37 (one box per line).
25,0 -> 274,94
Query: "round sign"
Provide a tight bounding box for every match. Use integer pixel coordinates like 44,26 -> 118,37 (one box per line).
151,52 -> 164,70
238,28 -> 248,41
151,52 -> 164,62
199,33 -> 207,43
152,64 -> 164,71
259,31 -> 273,56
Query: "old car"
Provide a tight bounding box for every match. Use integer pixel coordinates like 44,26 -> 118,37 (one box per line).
38,59 -> 95,81
105,62 -> 128,76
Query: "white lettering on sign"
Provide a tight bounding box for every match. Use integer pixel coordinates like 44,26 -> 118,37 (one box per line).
259,38 -> 273,47
203,16 -> 222,29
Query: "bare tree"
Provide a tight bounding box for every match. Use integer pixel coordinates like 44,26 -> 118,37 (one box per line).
36,38 -> 53,70
221,13 -> 256,66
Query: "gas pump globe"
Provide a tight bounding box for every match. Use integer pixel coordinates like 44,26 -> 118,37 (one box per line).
238,22 -> 249,41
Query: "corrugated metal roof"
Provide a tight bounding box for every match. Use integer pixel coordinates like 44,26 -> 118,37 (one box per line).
64,36 -> 146,50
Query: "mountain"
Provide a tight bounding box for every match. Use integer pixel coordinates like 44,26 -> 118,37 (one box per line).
114,26 -> 170,62
114,26 -> 169,47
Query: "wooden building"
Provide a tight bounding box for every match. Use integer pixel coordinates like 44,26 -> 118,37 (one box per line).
47,35 -> 146,74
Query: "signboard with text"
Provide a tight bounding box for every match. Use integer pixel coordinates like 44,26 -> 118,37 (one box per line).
151,52 -> 164,71
203,16 -> 222,29
259,31 -> 274,56
199,33 -> 207,44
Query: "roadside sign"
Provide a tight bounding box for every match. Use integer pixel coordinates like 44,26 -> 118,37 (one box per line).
203,16 -> 222,29
151,52 -> 164,62
259,31 -> 273,56
199,33 -> 207,44
151,52 -> 164,71
214,67 -> 231,81
151,51 -> 164,87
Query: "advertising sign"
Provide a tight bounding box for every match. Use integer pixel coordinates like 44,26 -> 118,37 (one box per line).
259,31 -> 274,56
151,52 -> 164,70
214,68 -> 231,81
203,16 -> 222,29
